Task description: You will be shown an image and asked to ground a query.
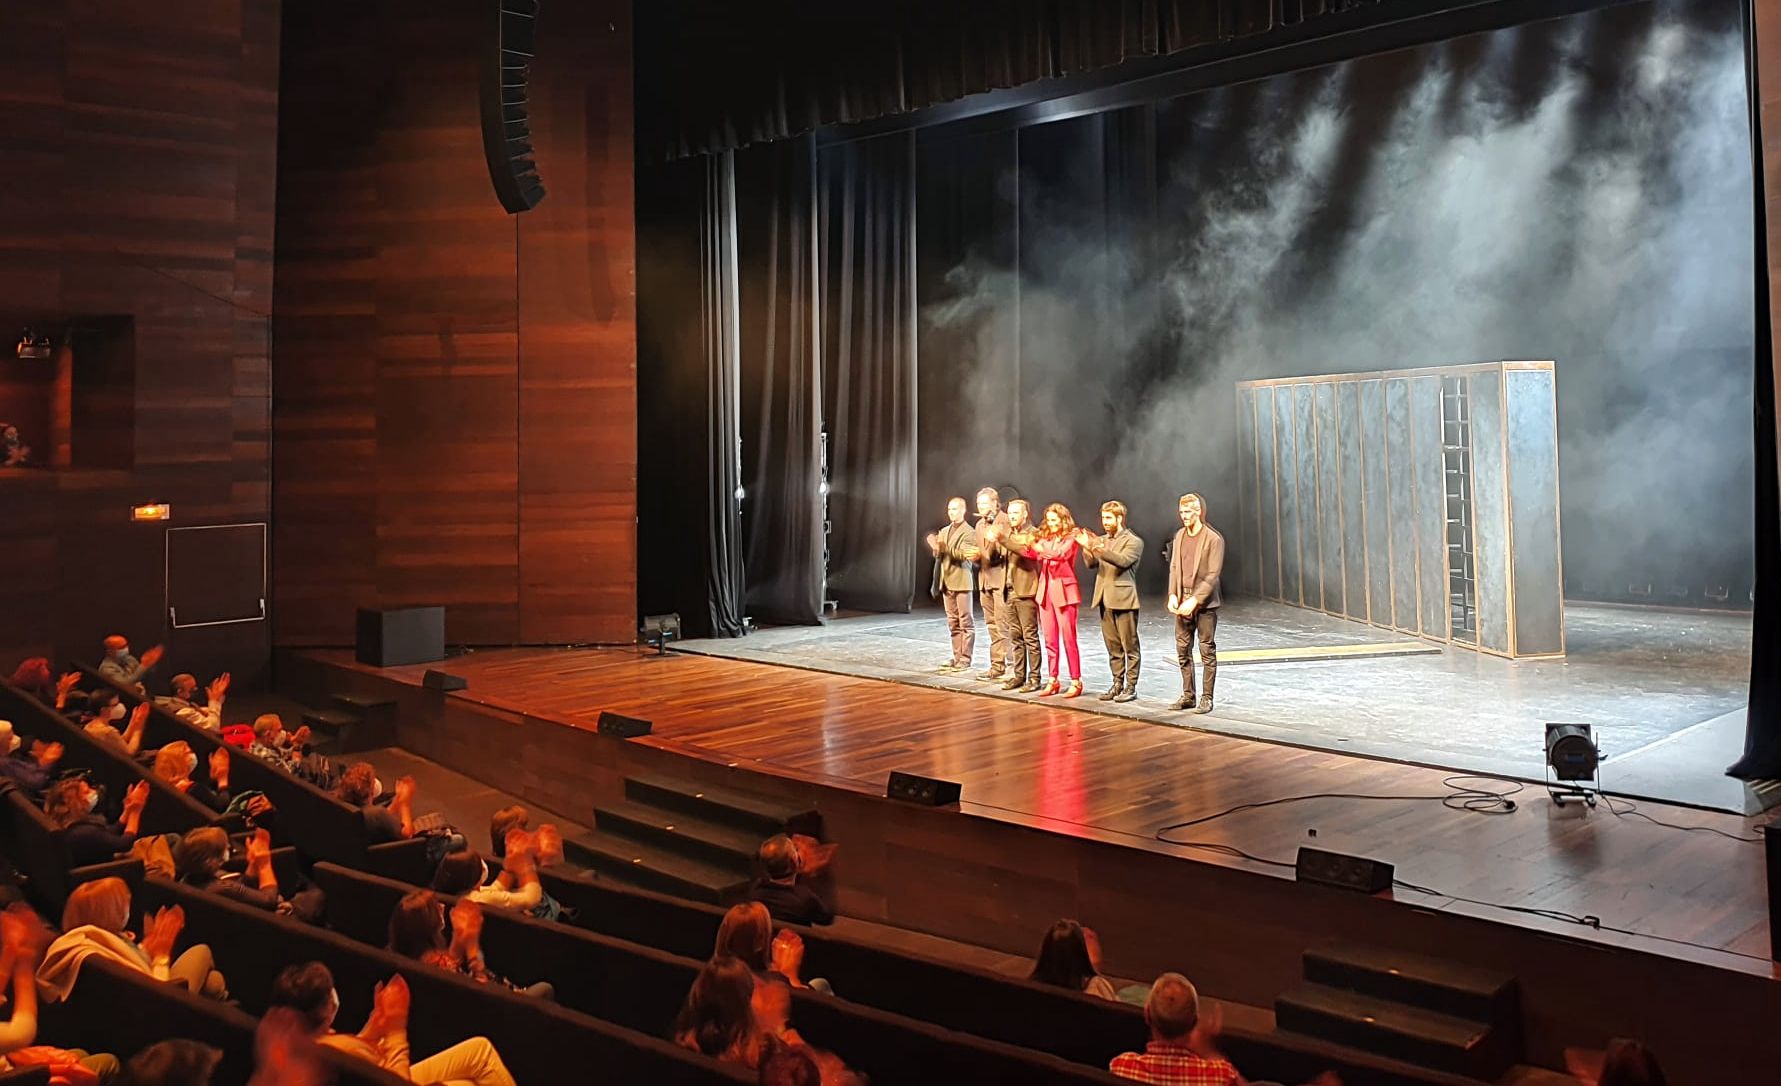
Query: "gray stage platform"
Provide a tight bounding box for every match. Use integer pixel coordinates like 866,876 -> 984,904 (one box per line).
678,598 -> 1762,812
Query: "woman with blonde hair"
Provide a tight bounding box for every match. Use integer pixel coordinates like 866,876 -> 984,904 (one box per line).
713,902 -> 773,972
152,741 -> 234,813
37,877 -> 227,1001
1018,503 -> 1084,698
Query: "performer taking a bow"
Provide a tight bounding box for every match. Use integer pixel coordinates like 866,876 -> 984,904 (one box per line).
973,487 -> 1012,683
1019,503 -> 1084,699
927,496 -> 978,674
1167,492 -> 1224,714
1078,501 -> 1144,703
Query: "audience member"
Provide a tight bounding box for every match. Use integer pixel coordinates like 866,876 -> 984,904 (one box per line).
152,741 -> 242,815
44,778 -> 148,866
1031,919 -> 1117,1000
0,721 -> 62,797
487,806 -> 528,859
750,972 -> 805,1050
174,826 -> 323,923
386,890 -> 553,999
766,929 -> 831,994
122,1040 -> 221,1086
0,903 -> 121,1083
267,962 -> 517,1086
432,842 -> 543,915
85,702 -> 149,756
97,636 -> 162,688
674,955 -> 769,1070
337,765 -> 414,842
248,1007 -> 330,1086
8,658 -> 56,705
247,714 -> 320,780
484,810 -> 565,921
715,902 -> 774,972
38,879 -> 227,1001
154,672 -> 228,731
1109,973 -> 1238,1085
748,835 -> 835,927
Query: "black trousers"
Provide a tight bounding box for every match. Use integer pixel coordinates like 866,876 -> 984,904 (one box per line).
1174,608 -> 1218,701
1099,607 -> 1140,690
1006,596 -> 1042,683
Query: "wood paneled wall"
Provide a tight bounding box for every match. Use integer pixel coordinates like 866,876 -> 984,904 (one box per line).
0,1 -> 279,684
271,0 -> 636,648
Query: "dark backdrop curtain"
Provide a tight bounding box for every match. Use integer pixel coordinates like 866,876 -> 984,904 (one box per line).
703,153 -> 747,637
1731,0 -> 1779,779
736,135 -> 827,625
818,133 -> 919,613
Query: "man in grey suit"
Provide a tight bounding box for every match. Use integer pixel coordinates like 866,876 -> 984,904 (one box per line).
1167,492 -> 1224,714
1077,500 -> 1143,703
991,498 -> 1043,692
972,487 -> 1012,682
926,497 -> 977,673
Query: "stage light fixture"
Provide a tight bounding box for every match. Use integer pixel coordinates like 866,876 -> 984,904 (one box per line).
1544,722 -> 1597,781
131,503 -> 172,522
14,329 -> 52,360
640,612 -> 682,655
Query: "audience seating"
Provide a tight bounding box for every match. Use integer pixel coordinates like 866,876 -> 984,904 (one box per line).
39,954 -> 403,1086
132,875 -> 756,1086
78,666 -> 432,884
538,868 -> 1478,1086
0,787 -> 143,915
0,679 -> 219,836
313,863 -> 1131,1086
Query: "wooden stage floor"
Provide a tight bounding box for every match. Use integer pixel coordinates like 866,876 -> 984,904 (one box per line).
304,644 -> 1778,971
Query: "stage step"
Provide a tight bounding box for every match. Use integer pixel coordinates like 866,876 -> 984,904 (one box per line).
329,692 -> 397,752
593,799 -> 760,873
624,775 -> 822,840
1275,983 -> 1516,1082
561,828 -> 752,905
1303,943 -> 1520,1031
299,706 -> 361,755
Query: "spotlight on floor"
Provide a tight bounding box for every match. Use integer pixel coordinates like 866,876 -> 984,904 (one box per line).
640,612 -> 681,655
1544,722 -> 1599,808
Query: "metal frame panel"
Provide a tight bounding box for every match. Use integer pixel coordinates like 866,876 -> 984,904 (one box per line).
1360,379 -> 1392,628
1385,377 -> 1419,634
1236,386 -> 1259,597
1468,369 -> 1511,655
1411,375 -> 1448,639
1315,382 -> 1344,617
1277,386 -> 1303,606
1505,365 -> 1566,655
1337,380 -> 1366,623
1294,383 -> 1320,610
1256,386 -> 1281,600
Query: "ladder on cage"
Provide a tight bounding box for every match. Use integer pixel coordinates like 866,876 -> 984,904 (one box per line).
1441,376 -> 1477,643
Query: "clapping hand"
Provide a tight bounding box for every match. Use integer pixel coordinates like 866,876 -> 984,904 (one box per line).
534,823 -> 564,866
140,904 -> 185,961
368,973 -> 412,1036
209,745 -> 231,786
770,929 -> 805,984
206,673 -> 230,704
141,645 -> 165,670
0,903 -> 49,962
123,780 -> 151,815
245,827 -> 273,874
449,899 -> 484,947
55,672 -> 81,706
31,739 -> 64,769
392,776 -> 417,805
290,725 -> 312,748
126,702 -> 150,737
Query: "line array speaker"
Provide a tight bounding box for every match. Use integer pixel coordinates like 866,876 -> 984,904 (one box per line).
1295,846 -> 1394,894
886,771 -> 961,807
597,711 -> 653,739
422,670 -> 467,692
480,0 -> 546,213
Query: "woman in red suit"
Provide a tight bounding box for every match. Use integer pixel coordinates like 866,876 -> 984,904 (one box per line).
1024,503 -> 1084,698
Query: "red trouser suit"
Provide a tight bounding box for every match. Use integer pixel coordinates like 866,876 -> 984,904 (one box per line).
1026,536 -> 1082,681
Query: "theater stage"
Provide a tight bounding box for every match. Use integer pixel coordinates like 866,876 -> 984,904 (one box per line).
678,598 -> 1762,813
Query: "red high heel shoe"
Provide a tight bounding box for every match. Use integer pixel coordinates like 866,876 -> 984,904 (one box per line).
1037,678 -> 1061,697
1061,679 -> 1083,699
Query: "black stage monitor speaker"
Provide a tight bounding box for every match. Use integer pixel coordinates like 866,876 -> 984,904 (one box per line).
355,606 -> 445,668
597,711 -> 652,739
422,670 -> 467,692
480,0 -> 546,212
886,771 -> 961,807
1296,846 -> 1394,894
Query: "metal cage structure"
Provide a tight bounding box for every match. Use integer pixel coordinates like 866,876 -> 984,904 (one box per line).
1234,361 -> 1563,659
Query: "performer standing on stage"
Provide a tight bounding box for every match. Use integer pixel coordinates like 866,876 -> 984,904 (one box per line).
927,497 -> 978,673
973,487 -> 1012,683
992,499 -> 1043,692
1167,492 -> 1224,714
1078,501 -> 1144,703
1023,503 -> 1084,699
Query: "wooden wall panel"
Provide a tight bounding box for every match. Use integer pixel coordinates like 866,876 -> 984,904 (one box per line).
272,0 -> 637,649
0,1 -> 277,686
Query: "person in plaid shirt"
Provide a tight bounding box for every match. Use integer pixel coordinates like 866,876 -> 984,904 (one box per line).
1109,973 -> 1241,1085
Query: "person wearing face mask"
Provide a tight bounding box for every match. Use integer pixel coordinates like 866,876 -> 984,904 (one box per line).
335,763 -> 415,843
42,777 -> 150,866
154,672 -> 228,732
96,635 -> 163,688
267,962 -> 517,1086
0,721 -> 64,798
153,741 -> 245,815
83,702 -> 149,757
174,826 -> 325,923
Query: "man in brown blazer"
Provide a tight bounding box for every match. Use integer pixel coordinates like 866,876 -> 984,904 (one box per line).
926,497 -> 977,673
973,487 -> 1012,682
1167,492 -> 1224,714
991,498 -> 1043,692
1078,500 -> 1144,703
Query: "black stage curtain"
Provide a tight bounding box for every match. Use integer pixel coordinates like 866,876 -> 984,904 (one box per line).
736,136 -> 827,626
818,133 -> 919,613
703,153 -> 748,638
1731,0 -> 1780,779
638,1 -> 1395,158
